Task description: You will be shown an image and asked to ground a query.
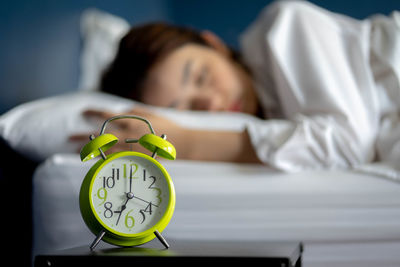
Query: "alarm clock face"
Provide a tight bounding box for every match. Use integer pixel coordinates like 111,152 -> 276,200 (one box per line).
90,154 -> 172,235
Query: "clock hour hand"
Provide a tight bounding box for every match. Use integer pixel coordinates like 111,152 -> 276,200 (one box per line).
115,193 -> 133,225
115,199 -> 127,226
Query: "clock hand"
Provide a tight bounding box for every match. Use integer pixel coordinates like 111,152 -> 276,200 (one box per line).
129,164 -> 133,193
115,198 -> 128,226
115,192 -> 134,225
132,195 -> 159,208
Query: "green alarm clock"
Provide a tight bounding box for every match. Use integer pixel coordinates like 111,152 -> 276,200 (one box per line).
79,115 -> 176,250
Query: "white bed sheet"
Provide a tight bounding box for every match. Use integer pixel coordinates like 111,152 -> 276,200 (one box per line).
32,153 -> 400,266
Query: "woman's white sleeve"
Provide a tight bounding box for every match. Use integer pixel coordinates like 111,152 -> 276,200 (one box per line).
241,1 -> 381,171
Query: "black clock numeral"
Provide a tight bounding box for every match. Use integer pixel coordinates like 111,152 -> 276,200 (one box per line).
148,176 -> 156,189
103,168 -> 119,188
103,202 -> 113,218
103,176 -> 114,188
140,202 -> 154,224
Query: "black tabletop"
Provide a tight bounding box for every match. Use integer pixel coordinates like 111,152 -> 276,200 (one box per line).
35,239 -> 303,267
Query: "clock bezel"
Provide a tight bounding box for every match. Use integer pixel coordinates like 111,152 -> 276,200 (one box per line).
79,151 -> 176,246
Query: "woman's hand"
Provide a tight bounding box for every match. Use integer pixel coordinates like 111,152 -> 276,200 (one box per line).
69,108 -> 183,155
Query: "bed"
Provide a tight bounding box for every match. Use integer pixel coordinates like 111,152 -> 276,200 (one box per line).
31,150 -> 400,267
1,88 -> 399,267
1,8 -> 400,267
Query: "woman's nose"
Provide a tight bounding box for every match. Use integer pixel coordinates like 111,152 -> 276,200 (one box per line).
191,94 -> 220,111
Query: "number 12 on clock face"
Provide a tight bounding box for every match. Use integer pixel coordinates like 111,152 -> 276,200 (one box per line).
90,155 -> 170,235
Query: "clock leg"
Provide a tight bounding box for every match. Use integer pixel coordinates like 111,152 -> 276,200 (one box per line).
154,230 -> 169,249
90,229 -> 106,251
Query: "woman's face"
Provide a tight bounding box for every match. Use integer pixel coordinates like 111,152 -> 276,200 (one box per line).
141,44 -> 258,114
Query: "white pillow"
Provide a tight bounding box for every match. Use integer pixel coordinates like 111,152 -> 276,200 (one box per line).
0,92 -> 132,161
0,91 -> 257,162
78,8 -> 130,91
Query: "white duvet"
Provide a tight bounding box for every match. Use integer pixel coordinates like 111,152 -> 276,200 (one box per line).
241,1 -> 400,172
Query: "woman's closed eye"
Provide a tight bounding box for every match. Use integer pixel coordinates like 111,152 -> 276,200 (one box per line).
195,65 -> 209,87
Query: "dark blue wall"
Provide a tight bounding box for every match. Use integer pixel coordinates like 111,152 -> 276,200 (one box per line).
0,0 -> 172,114
1,0 -> 398,114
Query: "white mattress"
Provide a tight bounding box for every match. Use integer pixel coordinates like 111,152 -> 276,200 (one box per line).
32,154 -> 400,267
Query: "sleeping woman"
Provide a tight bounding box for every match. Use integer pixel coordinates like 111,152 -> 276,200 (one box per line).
71,0 -> 400,171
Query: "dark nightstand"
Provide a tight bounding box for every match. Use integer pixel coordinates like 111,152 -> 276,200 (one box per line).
34,239 -> 303,267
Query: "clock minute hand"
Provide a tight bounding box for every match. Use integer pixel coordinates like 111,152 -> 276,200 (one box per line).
129,164 -> 133,193
132,194 -> 159,207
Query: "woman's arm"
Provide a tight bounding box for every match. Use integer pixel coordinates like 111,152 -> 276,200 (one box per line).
172,127 -> 260,163
70,108 -> 261,164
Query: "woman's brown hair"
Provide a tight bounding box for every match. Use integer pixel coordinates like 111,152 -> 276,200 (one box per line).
100,22 -> 210,100
100,22 -> 249,101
